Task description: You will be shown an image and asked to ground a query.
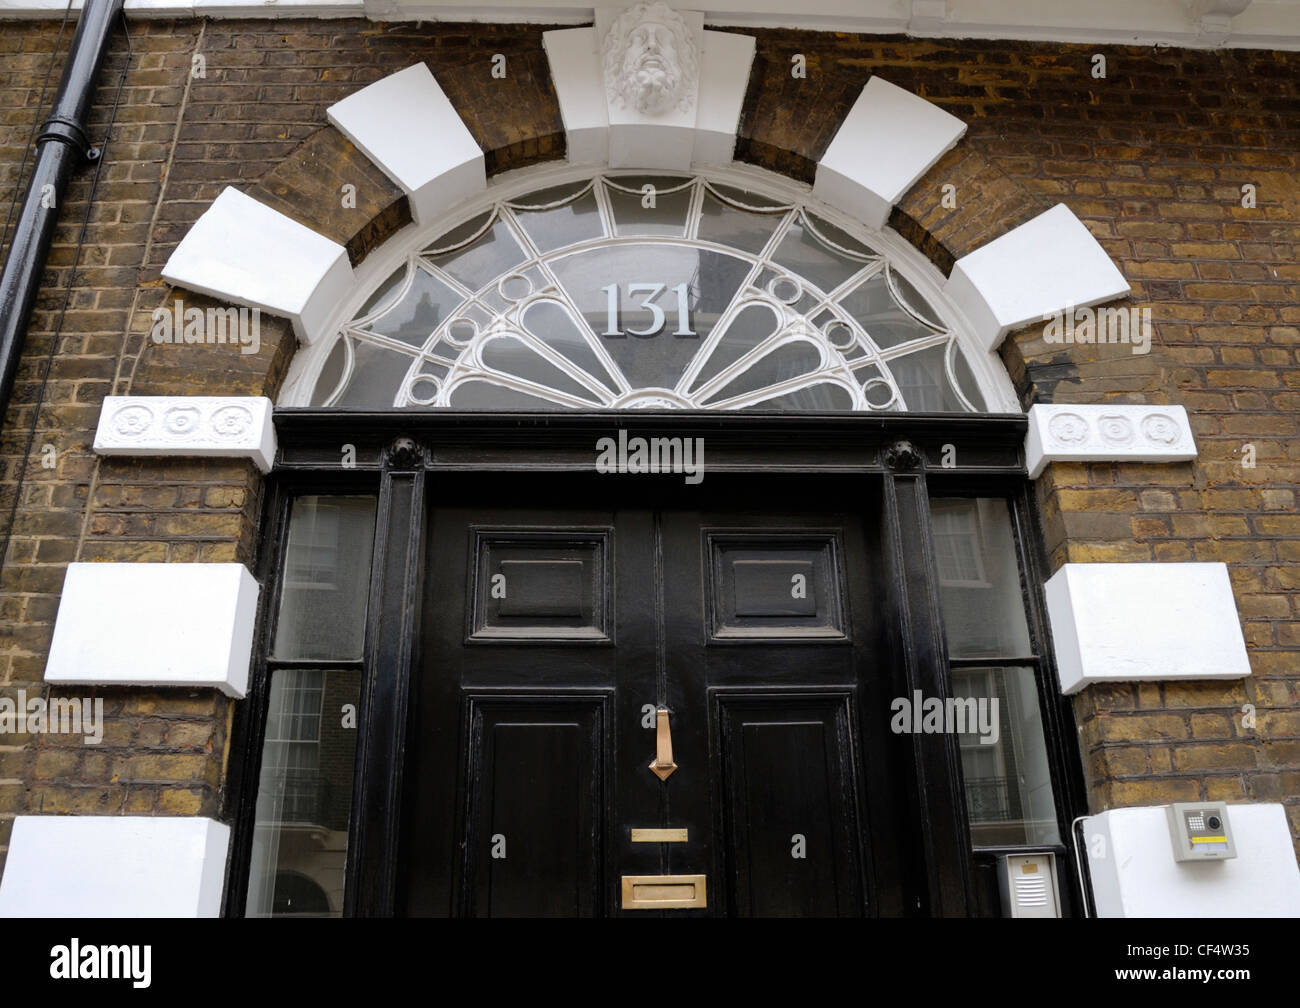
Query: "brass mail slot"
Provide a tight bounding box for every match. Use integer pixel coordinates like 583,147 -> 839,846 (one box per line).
630,828 -> 688,843
621,874 -> 707,909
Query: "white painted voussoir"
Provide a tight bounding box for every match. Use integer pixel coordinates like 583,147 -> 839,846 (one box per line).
45,563 -> 260,699
0,817 -> 230,918
943,203 -> 1130,351
1044,562 -> 1251,696
94,396 -> 276,473
1026,403 -> 1197,479
692,30 -> 757,167
326,62 -> 485,225
161,187 -> 351,345
543,27 -> 609,166
813,76 -> 966,230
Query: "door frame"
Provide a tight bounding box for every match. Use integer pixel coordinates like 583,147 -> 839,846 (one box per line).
223,410 -> 1089,917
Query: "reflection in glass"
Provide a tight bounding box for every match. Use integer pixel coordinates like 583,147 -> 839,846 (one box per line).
928,498 -> 1032,659
429,218 -> 525,291
950,666 -> 1061,847
889,344 -> 966,412
928,496 -> 1059,847
360,267 -> 459,348
273,496 -> 378,661
329,339 -> 417,409
246,668 -> 361,917
839,271 -> 937,350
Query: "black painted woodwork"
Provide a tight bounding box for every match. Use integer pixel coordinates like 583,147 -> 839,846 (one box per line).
224,411 -> 1088,918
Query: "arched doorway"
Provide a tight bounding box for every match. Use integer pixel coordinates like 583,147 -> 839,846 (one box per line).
225,164 -> 1081,917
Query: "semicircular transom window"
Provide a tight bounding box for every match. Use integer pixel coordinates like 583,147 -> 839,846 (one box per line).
308,174 -> 990,412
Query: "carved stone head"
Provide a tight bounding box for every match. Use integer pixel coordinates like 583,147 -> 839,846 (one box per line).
602,2 -> 698,116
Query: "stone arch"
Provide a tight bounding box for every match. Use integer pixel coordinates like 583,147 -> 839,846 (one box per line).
137,48 -> 1126,418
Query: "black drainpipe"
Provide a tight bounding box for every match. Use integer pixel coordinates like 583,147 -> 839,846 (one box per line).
0,0 -> 124,429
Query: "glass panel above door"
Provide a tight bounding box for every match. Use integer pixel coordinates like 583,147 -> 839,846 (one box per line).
273,496 -> 378,662
303,174 -> 993,412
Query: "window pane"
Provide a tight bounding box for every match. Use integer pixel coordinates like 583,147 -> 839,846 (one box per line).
273,496 -> 378,661
697,191 -> 782,254
951,666 -> 1061,847
332,339 -> 417,409
512,184 -> 604,252
929,498 -> 1032,659
246,668 -> 361,917
606,175 -> 692,236
359,266 -> 460,348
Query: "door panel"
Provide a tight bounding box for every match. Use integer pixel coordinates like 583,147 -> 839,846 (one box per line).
712,690 -> 865,917
461,694 -> 608,917
400,476 -> 891,917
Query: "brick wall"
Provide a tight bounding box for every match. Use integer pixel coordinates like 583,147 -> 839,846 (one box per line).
0,18 -> 1297,880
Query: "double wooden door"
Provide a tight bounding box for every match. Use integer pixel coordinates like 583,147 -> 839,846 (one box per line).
398,474 -> 908,916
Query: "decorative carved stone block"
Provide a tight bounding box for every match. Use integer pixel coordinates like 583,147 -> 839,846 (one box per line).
93,396 -> 276,473
1025,403 -> 1196,478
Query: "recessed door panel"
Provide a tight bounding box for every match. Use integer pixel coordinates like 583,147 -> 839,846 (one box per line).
460,695 -> 608,917
713,691 -> 866,917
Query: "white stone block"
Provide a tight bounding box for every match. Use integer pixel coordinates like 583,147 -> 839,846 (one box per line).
45,563 -> 260,699
1045,562 -> 1251,696
161,187 -> 351,346
693,30 -> 756,166
94,396 -> 276,473
326,62 -> 485,225
1084,805 -> 1300,917
944,203 -> 1130,350
0,817 -> 230,918
1026,403 -> 1197,479
542,27 -> 609,165
813,76 -> 966,230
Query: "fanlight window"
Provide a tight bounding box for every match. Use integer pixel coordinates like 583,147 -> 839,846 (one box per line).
307,174 -> 989,412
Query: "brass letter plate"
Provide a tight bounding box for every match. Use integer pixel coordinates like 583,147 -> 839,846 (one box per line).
630,828 -> 688,843
621,874 -> 707,909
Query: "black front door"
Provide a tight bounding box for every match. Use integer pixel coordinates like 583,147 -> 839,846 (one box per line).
398,473 -> 910,916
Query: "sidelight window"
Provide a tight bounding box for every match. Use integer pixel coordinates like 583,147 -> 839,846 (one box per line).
930,496 -> 1062,848
244,495 -> 377,918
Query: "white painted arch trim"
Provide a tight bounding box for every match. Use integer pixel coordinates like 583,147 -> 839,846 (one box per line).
814,75 -> 967,231
1026,403 -> 1197,478
161,188 -> 352,346
1044,562 -> 1252,696
0,816 -> 229,918
160,56 -> 1129,388
45,562 -> 260,699
275,158 -> 1024,414
945,203 -> 1131,352
326,62 -> 486,226
93,395 -> 277,473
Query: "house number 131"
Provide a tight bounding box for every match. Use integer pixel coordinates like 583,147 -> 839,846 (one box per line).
600,282 -> 696,337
